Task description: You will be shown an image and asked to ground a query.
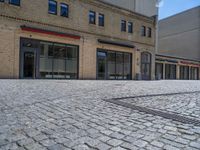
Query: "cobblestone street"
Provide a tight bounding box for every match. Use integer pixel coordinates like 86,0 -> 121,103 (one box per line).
0,80 -> 200,150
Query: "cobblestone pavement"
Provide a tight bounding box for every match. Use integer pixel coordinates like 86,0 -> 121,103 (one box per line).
0,80 -> 200,150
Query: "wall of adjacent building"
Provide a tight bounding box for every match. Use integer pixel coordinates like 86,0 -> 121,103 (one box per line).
158,6 -> 200,61
101,0 -> 158,17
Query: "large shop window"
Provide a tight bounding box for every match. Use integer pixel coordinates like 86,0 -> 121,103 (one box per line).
20,38 -> 79,79
165,64 -> 176,79
40,42 -> 78,79
180,66 -> 189,80
141,52 -> 151,80
155,63 -> 163,80
190,67 -> 199,80
97,49 -> 132,80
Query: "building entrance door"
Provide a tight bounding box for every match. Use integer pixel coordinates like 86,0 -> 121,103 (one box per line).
141,52 -> 151,80
23,51 -> 35,78
97,51 -> 107,79
20,47 -> 38,79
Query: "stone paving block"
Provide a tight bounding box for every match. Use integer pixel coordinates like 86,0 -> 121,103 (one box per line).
163,145 -> 181,150
107,139 -> 124,147
189,142 -> 200,149
150,140 -> 164,148
132,139 -> 148,148
96,142 -> 111,150
40,139 -> 57,147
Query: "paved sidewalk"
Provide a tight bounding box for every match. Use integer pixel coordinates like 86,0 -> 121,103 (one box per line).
0,80 -> 200,150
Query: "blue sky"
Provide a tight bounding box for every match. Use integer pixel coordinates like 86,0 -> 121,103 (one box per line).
159,0 -> 200,20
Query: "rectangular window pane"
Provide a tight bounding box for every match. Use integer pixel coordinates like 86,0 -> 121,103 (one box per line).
128,22 -> 133,33
9,0 -> 20,6
124,53 -> 131,79
60,3 -> 68,17
116,52 -> 124,79
98,13 -> 104,27
141,26 -> 146,36
121,20 -> 126,32
49,0 -> 57,15
66,46 -> 78,79
89,11 -> 96,24
40,42 -> 54,79
148,27 -> 152,37
39,42 -> 78,79
53,44 -> 66,79
107,52 -> 116,79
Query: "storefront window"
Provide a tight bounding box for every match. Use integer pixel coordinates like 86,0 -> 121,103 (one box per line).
53,43 -> 66,79
66,46 -> 78,79
97,49 -> 132,80
124,53 -> 131,79
190,67 -> 199,80
165,64 -> 176,79
180,66 -> 189,80
107,52 -> 116,79
21,38 -> 79,79
40,42 -> 54,79
141,52 -> 151,80
155,63 -> 163,79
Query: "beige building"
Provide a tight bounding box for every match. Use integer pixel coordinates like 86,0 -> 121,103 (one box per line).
101,0 -> 158,17
156,6 -> 200,80
0,0 -> 156,80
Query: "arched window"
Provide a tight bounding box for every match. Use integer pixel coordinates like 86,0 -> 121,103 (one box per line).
141,52 -> 151,80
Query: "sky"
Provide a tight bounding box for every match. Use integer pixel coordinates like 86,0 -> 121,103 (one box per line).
159,0 -> 200,20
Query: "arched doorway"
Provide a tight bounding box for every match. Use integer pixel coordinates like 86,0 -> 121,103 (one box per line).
141,52 -> 151,80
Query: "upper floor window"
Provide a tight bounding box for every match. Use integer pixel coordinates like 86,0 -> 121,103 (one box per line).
0,0 -> 4,3
147,27 -> 152,38
48,0 -> 57,15
98,13 -> 104,27
9,0 -> 20,6
121,20 -> 126,32
60,3 -> 69,17
128,22 -> 133,33
89,11 -> 96,24
141,26 -> 146,36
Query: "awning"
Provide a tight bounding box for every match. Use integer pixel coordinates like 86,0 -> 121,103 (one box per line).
98,39 -> 135,48
21,26 -> 80,40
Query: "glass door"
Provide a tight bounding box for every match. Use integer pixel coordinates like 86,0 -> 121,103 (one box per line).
97,51 -> 107,79
23,51 -> 36,78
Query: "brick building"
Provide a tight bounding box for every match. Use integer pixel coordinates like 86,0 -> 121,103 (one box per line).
0,0 -> 156,80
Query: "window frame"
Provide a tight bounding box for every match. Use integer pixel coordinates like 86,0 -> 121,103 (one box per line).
121,20 -> 126,32
89,11 -> 96,25
98,13 -> 105,27
128,22 -> 133,33
141,26 -> 146,37
147,27 -> 152,38
48,0 -> 57,15
60,3 -> 69,18
9,0 -> 20,6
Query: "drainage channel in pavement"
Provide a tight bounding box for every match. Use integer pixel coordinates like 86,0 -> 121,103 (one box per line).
111,91 -> 200,100
104,91 -> 200,126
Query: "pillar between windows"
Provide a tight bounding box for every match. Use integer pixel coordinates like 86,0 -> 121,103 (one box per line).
176,65 -> 180,80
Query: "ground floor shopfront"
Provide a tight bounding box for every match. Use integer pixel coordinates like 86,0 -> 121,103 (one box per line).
0,24 -> 155,80
155,55 -> 200,80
